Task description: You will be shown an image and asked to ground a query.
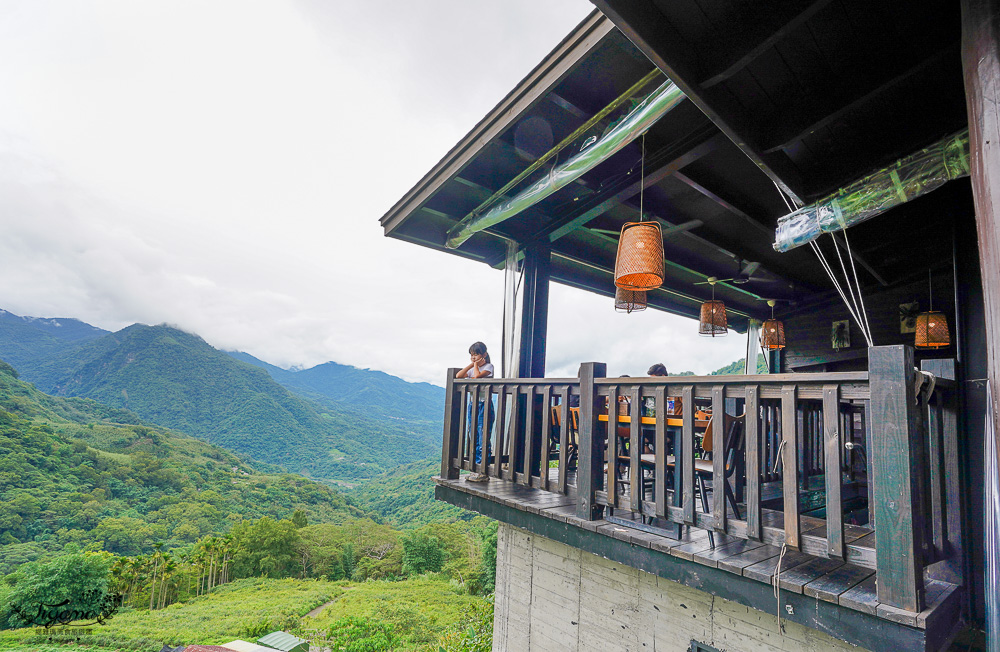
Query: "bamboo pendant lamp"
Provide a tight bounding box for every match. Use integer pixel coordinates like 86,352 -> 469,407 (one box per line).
613,135 -> 664,291
915,311 -> 950,348
614,221 -> 664,290
915,269 -> 951,349
699,279 -> 727,337
615,287 -> 647,313
761,300 -> 785,350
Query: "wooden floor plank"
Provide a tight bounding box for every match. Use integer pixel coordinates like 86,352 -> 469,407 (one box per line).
838,575 -> 879,615
693,538 -> 766,568
717,544 -> 783,575
671,533 -> 730,561
742,549 -> 814,583
776,557 -> 844,594
803,564 -> 875,603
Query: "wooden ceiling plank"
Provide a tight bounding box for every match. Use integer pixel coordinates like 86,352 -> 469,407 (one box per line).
592,0 -> 807,204
699,0 -> 836,88
761,44 -> 958,154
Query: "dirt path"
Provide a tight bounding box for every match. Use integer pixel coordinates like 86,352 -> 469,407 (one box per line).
304,587 -> 353,619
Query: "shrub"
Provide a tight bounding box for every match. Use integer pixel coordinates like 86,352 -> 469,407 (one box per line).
326,615 -> 396,652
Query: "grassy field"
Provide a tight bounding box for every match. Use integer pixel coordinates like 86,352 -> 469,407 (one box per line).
0,576 -> 489,652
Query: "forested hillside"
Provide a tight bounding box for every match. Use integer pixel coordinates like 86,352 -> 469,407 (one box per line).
0,358 -> 367,573
230,351 -> 444,423
0,316 -> 438,481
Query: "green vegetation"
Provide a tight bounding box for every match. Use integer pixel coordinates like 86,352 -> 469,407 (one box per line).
710,353 -> 768,375
3,552 -> 119,629
0,358 -> 365,569
302,577 -> 488,651
0,321 -> 439,481
350,458 -> 475,528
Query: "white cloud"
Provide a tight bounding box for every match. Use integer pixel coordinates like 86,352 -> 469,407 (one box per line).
0,0 -> 747,385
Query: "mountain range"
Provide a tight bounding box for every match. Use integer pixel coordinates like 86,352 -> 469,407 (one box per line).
0,309 -> 444,483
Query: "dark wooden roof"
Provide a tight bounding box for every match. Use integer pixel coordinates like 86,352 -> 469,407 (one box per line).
381,4 -> 967,331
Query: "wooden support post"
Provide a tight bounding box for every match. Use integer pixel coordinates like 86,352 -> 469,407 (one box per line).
682,385 -> 696,524
823,384 -> 844,559
781,385 -> 800,548
654,385 -> 667,518
518,241 -> 551,379
577,362 -> 607,520
745,385 -> 762,540
962,0 -> 1000,622
712,385 -> 727,532
441,368 -> 462,479
869,345 -> 925,612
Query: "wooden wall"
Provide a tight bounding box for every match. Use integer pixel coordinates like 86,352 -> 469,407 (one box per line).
779,268 -> 957,373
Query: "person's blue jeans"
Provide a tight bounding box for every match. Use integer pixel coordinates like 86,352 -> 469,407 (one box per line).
467,399 -> 495,465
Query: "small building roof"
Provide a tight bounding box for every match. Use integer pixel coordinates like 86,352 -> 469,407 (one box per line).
223,641 -> 274,652
256,631 -> 309,652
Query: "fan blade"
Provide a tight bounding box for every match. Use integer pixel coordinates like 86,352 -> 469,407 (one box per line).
740,260 -> 761,276
694,277 -> 735,285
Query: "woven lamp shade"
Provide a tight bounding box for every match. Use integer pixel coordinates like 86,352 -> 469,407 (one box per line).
615,287 -> 647,313
761,318 -> 785,350
614,221 -> 664,290
699,300 -> 727,337
915,311 -> 951,349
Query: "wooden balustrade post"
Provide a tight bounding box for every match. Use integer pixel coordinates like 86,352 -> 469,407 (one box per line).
577,362 -> 607,520
441,368 -> 462,479
869,345 -> 926,612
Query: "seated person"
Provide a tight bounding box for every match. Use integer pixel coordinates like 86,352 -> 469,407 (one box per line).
647,363 -> 668,376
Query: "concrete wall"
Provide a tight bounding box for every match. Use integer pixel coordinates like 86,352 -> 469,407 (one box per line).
492,523 -> 869,652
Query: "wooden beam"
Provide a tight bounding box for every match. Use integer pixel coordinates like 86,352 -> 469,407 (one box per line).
673,171 -> 772,238
591,0 -> 806,204
699,0 -> 835,88
962,0 -> 1000,549
761,44 -> 958,153
533,128 -> 724,244
547,91 -> 587,119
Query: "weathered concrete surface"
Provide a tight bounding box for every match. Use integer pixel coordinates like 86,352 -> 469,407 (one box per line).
492,523 -> 869,652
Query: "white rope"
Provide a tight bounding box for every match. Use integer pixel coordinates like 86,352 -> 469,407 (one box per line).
772,543 -> 788,634
829,233 -> 870,345
839,229 -> 874,343
809,241 -> 873,346
772,439 -> 787,475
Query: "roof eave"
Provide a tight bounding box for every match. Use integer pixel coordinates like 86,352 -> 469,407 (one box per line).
379,9 -> 615,237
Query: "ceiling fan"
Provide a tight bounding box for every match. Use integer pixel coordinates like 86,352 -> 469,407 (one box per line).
694,259 -> 779,286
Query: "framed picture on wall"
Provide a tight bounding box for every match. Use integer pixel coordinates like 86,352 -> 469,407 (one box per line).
832,320 -> 850,351
900,302 -> 919,334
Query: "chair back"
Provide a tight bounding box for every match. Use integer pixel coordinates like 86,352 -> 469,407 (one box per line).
702,416 -> 716,454
702,413 -> 745,464
551,405 -> 561,428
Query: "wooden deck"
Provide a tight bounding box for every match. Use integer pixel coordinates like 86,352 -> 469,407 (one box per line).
435,471 -> 962,633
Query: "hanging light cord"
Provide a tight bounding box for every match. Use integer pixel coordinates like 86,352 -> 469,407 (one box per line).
639,133 -> 645,222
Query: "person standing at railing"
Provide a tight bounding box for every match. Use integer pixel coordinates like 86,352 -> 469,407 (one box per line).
457,341 -> 494,482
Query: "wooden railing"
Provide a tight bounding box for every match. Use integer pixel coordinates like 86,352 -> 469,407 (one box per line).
439,345 -> 962,613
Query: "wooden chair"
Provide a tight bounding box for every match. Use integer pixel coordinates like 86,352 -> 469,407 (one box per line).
549,404 -> 580,470
638,412 -> 744,547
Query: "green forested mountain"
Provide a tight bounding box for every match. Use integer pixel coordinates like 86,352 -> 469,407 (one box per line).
0,358 -> 368,574
228,351 -> 444,444
0,317 -> 437,481
350,458 -> 474,528
0,309 -> 108,378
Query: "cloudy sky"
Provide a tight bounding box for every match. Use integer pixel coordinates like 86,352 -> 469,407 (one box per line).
0,0 -> 747,385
